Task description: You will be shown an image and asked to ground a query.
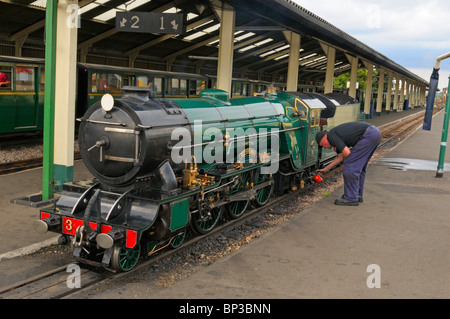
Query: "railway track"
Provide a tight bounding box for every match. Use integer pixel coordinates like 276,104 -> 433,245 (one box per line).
0,109 -> 439,299
0,152 -> 81,175
378,110 -> 428,147
0,264 -> 108,299
0,189 -> 302,299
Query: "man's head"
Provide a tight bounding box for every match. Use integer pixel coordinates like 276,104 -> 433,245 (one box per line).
316,131 -> 331,148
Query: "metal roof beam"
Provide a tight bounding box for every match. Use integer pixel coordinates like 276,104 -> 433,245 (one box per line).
235,26 -> 286,31
125,15 -> 216,57
234,40 -> 286,62
78,1 -> 176,50
259,58 -> 290,72
233,32 -> 273,50
164,34 -> 220,62
9,20 -> 45,42
244,48 -> 291,68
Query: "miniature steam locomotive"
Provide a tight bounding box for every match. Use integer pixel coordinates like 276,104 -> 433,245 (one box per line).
34,87 -> 361,271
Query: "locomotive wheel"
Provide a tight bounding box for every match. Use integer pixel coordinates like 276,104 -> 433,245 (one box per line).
254,170 -> 274,207
111,244 -> 141,272
192,206 -> 223,235
170,229 -> 186,249
226,171 -> 251,219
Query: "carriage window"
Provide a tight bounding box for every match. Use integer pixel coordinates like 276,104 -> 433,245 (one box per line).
123,74 -> 135,87
136,75 -> 147,87
147,77 -> 154,91
98,73 -> 122,93
107,74 -> 122,93
190,80 -> 203,95
257,85 -> 267,94
91,73 -> 99,92
98,74 -> 108,92
39,68 -> 45,91
154,77 -> 162,95
170,78 -> 179,95
232,82 -> 242,96
0,66 -> 12,90
241,83 -> 248,96
15,67 -> 35,91
180,79 -> 187,95
99,74 -> 108,92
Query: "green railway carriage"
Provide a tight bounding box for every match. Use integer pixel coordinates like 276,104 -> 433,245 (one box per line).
0,55 -> 326,137
35,87 -> 362,271
0,55 -> 209,135
77,63 -> 208,118
0,56 -> 45,134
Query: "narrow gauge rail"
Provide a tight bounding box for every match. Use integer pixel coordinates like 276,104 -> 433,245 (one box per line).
0,263 -> 108,299
0,112 -> 432,299
0,158 -> 44,175
0,152 -> 81,175
378,109 -> 429,148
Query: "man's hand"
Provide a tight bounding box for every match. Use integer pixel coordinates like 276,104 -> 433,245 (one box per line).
342,147 -> 351,159
316,169 -> 327,177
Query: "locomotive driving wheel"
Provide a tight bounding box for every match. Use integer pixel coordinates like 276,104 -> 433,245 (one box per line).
170,229 -> 187,249
254,169 -> 274,207
226,171 -> 251,219
191,205 -> 223,235
110,244 -> 141,272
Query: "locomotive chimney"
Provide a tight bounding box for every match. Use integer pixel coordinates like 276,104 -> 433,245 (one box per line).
122,86 -> 153,101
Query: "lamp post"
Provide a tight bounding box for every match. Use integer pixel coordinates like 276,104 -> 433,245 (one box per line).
436,75 -> 450,178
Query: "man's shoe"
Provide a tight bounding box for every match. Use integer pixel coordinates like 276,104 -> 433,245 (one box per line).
335,198 -> 359,206
342,195 -> 363,203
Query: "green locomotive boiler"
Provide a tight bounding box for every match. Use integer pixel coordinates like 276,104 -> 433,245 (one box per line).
35,87 -> 361,271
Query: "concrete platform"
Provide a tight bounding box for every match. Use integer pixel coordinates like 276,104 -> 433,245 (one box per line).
92,108 -> 450,299
0,161 -> 91,256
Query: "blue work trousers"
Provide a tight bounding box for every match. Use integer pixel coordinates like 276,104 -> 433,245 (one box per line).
342,126 -> 381,202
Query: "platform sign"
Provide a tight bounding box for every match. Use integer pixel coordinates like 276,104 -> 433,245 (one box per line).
116,12 -> 185,34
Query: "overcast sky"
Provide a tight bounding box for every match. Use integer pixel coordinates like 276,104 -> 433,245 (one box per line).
293,0 -> 450,90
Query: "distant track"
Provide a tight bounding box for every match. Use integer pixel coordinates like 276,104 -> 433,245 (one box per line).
0,152 -> 81,175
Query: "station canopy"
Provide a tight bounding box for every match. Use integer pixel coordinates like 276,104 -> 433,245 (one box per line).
0,0 -> 428,87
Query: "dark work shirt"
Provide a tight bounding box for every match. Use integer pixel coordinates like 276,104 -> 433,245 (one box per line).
327,121 -> 372,153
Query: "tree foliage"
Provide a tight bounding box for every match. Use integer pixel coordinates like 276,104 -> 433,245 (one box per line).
334,69 -> 381,91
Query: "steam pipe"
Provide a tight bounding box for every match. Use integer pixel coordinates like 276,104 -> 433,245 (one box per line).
423,52 -> 450,131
